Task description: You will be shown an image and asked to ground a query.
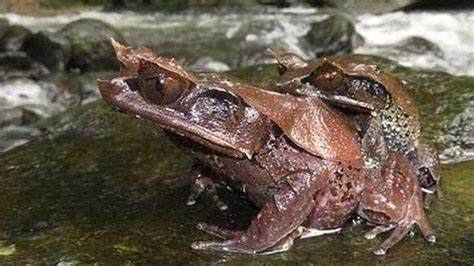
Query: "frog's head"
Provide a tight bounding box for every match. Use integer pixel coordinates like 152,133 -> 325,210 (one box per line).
98,40 -> 269,159
107,38 -> 197,105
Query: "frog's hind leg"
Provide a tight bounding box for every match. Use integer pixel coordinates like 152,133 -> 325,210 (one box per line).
364,224 -> 395,240
191,172 -> 319,254
186,165 -> 228,211
195,223 -> 241,240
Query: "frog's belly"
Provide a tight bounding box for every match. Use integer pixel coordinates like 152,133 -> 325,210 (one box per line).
304,161 -> 364,230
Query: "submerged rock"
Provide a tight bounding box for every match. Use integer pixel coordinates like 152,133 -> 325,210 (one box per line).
22,32 -> 65,72
356,36 -> 447,73
303,14 -> 362,57
315,0 -> 422,13
0,52 -> 49,79
0,54 -> 472,263
57,18 -> 126,72
396,36 -> 444,57
441,101 -> 474,162
0,24 -> 31,53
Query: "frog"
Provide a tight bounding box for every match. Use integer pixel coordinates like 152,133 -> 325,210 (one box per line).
270,52 -> 442,207
98,40 -> 435,255
359,152 -> 436,255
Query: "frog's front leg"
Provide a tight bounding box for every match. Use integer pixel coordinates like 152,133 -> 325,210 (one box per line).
360,153 -> 436,255
191,172 -> 320,254
186,165 -> 228,211
373,182 -> 436,255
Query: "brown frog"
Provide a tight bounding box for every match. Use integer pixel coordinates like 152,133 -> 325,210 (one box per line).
271,52 -> 442,206
98,41 -> 435,255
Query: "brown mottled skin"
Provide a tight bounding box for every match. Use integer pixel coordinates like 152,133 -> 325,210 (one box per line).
98,41 -> 435,255
270,52 -> 442,206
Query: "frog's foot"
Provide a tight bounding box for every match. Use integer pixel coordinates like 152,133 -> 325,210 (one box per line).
364,224 -> 396,240
373,192 -> 436,256
300,226 -> 341,239
195,223 -> 240,240
186,173 -> 228,211
192,175 -> 318,254
372,218 -> 435,255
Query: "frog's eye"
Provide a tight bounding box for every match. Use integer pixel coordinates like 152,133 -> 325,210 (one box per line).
138,76 -> 183,105
306,63 -> 344,92
313,70 -> 344,91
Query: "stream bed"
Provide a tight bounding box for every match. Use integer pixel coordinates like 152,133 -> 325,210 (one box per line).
0,5 -> 473,264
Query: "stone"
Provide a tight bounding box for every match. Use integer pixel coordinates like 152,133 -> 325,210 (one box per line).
0,24 -> 31,52
314,0 -> 422,14
304,14 -> 361,58
0,54 -> 472,263
0,52 -> 50,79
22,32 -> 65,72
57,18 -> 127,72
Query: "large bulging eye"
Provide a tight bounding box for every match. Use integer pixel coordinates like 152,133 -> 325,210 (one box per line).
303,62 -> 344,94
311,68 -> 344,93
138,76 -> 184,105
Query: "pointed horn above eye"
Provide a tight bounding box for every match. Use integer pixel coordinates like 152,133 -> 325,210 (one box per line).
109,37 -> 129,63
110,37 -> 126,55
267,49 -> 308,69
266,48 -> 279,60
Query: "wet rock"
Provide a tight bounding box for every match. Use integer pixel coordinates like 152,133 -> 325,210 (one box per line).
303,14 -> 361,57
0,52 -> 50,79
22,32 -> 65,72
0,78 -> 67,119
0,108 -> 41,127
396,36 -> 444,57
57,18 -> 126,72
0,24 -> 31,52
132,18 -> 298,71
0,71 -> 105,152
315,0 -> 422,13
355,36 -> 446,73
358,36 -> 444,58
0,125 -> 41,152
0,18 -> 7,29
0,62 -> 472,263
0,109 -> 23,127
441,101 -> 474,162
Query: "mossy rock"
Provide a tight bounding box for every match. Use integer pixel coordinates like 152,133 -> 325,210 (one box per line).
0,55 -> 472,264
303,14 -> 360,57
0,25 -> 31,53
57,18 -> 127,72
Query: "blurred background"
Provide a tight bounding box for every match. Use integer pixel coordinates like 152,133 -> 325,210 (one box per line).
0,1 -> 473,264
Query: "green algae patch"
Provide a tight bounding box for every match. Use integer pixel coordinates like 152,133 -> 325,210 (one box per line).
0,242 -> 16,256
